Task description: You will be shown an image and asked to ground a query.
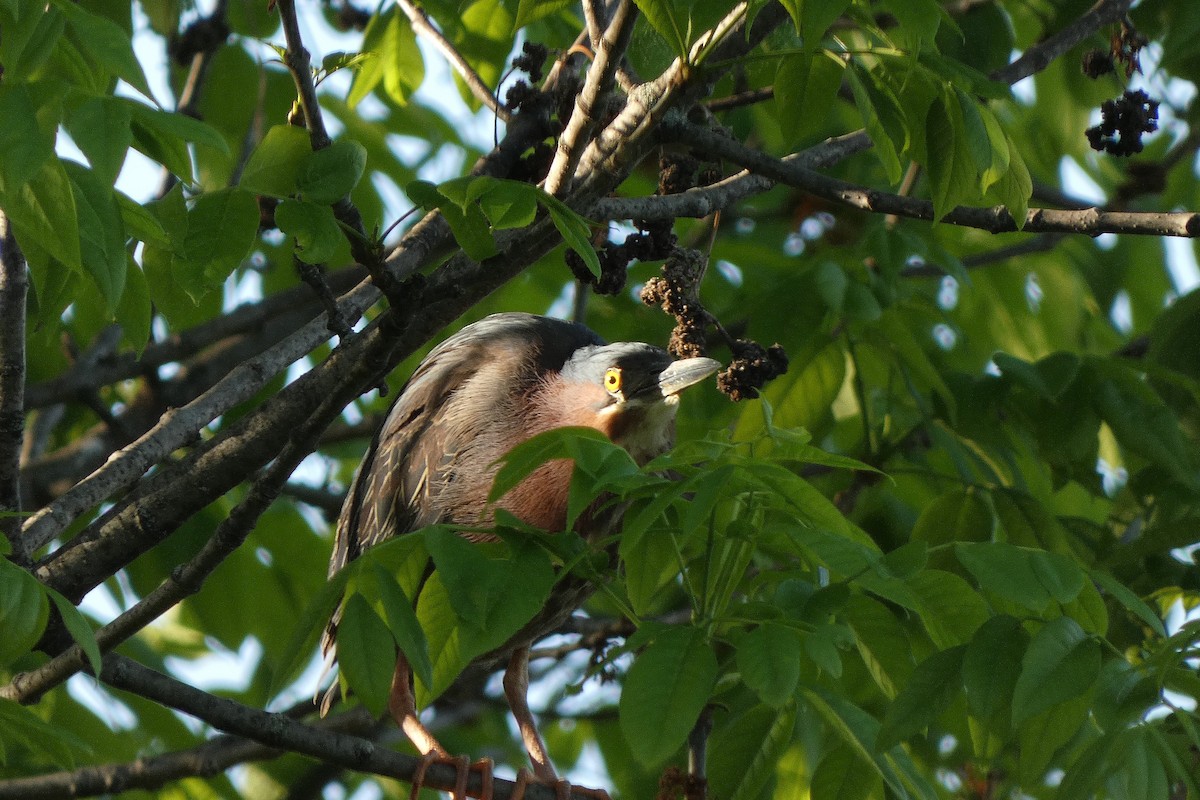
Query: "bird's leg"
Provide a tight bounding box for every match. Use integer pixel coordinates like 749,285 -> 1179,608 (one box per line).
503,646 -> 557,782
502,648 -> 612,800
390,654 -> 494,800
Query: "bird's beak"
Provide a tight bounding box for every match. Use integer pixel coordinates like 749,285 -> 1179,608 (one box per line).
658,357 -> 722,397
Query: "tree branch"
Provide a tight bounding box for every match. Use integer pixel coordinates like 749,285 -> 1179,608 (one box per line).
4,380 -> 353,702
395,0 -> 510,122
990,0 -> 1132,86
0,212 -> 27,557
276,0 -> 332,149
543,0 -> 636,195
20,281 -> 380,559
22,267 -> 363,411
91,654 -> 597,800
0,708 -> 376,800
639,121 -> 1200,237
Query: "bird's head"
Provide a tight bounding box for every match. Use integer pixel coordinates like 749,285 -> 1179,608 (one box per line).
549,341 -> 720,463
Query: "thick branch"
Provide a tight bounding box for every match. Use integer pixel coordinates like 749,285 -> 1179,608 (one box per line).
20,282 -> 380,558
0,213 -> 27,555
0,709 -> 375,800
4,381 -> 354,703
95,655 -> 595,800
543,0 -> 636,195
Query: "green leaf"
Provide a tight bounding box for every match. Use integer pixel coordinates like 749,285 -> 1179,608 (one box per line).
358,564 -> 432,689
407,179 -> 497,262
0,84 -> 56,190
1017,695 -> 1090,785
489,426 -> 621,504
381,10 -> 425,106
878,540 -> 927,579
54,0 -> 154,100
349,8 -> 424,107
955,541 -> 1053,612
65,161 -> 127,312
1090,569 -> 1167,638
513,0 -> 572,30
425,529 -> 555,642
632,0 -> 687,57
65,97 -> 133,187
878,645 -> 964,748
116,191 -> 170,248
474,180 -> 539,230
962,615 -> 1026,754
114,259 -> 152,355
0,7 -> 66,80
2,157 -> 81,272
126,101 -> 230,181
240,124 -> 312,198
810,746 -> 882,800
0,559 -> 50,667
546,203 -> 600,278
620,626 -> 717,765
182,187 -> 260,297
925,88 -> 976,220
708,701 -> 798,800
298,139 -> 368,205
911,489 -> 992,557
779,0 -> 852,43
842,594 -> 913,699
985,130 -> 1031,227
906,570 -> 989,649
1011,616 -> 1100,725
814,260 -> 849,312
275,199 -> 344,264
847,61 -> 906,183
413,572 -> 469,705
44,588 -> 102,680
269,567 -> 353,699
737,623 -> 803,707
335,593 -> 397,717
0,698 -> 89,768
774,53 -> 845,147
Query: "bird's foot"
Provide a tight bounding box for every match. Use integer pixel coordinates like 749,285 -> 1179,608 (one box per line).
409,751 -> 495,800
509,769 -> 612,800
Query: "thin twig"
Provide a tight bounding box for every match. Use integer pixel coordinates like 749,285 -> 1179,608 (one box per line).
704,86 -> 773,112
276,0 -> 332,149
395,0 -> 510,122
0,212 -> 28,559
991,0 -> 1131,85
628,120 -> 1200,237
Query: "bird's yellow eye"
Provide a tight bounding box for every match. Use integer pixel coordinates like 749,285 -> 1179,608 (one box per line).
603,367 -> 622,393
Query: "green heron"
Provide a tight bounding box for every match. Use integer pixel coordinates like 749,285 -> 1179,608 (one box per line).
322,312 -> 719,798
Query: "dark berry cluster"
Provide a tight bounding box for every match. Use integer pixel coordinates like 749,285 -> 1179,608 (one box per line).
1081,49 -> 1115,79
568,220 -> 676,296
658,152 -> 721,195
639,249 -> 707,360
169,15 -> 231,65
715,339 -> 789,402
504,43 -> 551,113
1086,90 -> 1159,156
513,42 -> 548,83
